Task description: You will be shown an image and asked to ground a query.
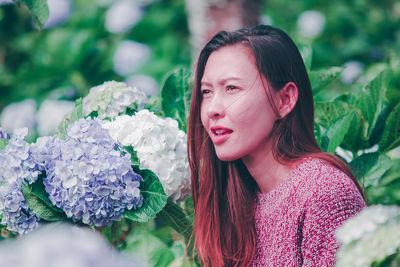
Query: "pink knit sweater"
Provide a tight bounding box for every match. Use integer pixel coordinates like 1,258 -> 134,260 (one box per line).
250,158 -> 366,266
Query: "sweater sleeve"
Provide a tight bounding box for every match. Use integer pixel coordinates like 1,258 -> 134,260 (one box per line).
300,173 -> 366,267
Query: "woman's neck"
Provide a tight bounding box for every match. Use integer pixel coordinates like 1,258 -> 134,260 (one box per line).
242,149 -> 295,194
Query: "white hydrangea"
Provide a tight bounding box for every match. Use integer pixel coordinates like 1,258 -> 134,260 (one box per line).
336,205 -> 400,267
341,61 -> 364,84
125,74 -> 159,96
102,110 -> 191,202
105,0 -> 143,34
82,81 -> 148,119
0,99 -> 36,135
36,99 -> 74,136
44,0 -> 72,29
113,40 -> 151,76
297,10 -> 325,38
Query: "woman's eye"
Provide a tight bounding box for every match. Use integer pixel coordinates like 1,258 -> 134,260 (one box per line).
201,89 -> 211,95
226,85 -> 238,91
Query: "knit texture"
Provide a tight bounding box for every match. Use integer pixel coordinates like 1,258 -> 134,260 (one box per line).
250,157 -> 366,266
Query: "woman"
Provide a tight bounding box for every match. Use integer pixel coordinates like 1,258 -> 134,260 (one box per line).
187,25 -> 366,266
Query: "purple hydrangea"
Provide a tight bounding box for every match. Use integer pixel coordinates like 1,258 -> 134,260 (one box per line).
0,128 -> 40,235
0,223 -> 140,267
0,128 -> 9,139
43,118 -> 143,227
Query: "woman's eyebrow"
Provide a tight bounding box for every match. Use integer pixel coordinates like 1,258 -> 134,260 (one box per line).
201,77 -> 245,87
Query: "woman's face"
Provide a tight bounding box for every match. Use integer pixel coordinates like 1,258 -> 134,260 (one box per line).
200,45 -> 278,162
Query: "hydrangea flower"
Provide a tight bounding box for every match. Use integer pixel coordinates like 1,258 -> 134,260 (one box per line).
43,118 -> 143,227
43,0 -> 72,29
0,223 -> 140,267
105,0 -> 143,34
36,99 -> 74,136
336,205 -> 400,267
113,41 -> 151,76
0,128 -> 8,139
102,110 -> 191,202
0,99 -> 36,135
297,10 -> 325,38
83,81 -> 148,119
340,61 -> 364,84
0,128 -> 40,234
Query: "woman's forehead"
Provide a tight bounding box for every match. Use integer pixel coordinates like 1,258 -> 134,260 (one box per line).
201,45 -> 258,84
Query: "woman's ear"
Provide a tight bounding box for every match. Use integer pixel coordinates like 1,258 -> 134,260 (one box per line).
277,82 -> 298,119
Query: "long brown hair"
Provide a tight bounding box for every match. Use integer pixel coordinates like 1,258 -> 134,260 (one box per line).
187,25 -> 364,266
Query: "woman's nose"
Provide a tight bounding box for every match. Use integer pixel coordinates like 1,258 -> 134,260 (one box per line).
206,94 -> 225,119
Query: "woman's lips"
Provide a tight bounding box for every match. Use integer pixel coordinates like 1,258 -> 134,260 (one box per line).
210,127 -> 233,145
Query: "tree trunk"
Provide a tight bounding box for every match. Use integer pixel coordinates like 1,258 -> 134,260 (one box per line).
185,0 -> 262,61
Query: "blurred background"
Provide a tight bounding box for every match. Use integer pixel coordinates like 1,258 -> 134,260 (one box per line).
1,0 -> 399,138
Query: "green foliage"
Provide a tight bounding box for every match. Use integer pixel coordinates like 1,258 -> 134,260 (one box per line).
161,68 -> 192,131
309,66 -> 343,95
123,168 -> 168,223
124,227 -> 175,267
21,181 -> 66,222
12,0 -> 49,29
380,102 -> 400,152
349,152 -> 393,187
0,139 -> 7,150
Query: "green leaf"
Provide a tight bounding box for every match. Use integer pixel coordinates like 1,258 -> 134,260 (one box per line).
342,110 -> 367,153
322,112 -> 354,153
13,0 -> 49,29
57,98 -> 84,139
354,70 -> 389,139
349,152 -> 394,187
157,199 -> 193,243
0,139 -> 7,151
123,169 -> 167,222
123,146 -> 140,166
379,159 -> 400,186
30,175 -> 64,213
161,68 -> 191,131
314,123 -> 323,148
21,183 -> 66,222
367,106 -> 390,147
124,228 -> 175,267
379,102 -> 400,152
298,43 -> 312,70
314,100 -> 351,127
309,67 -> 343,93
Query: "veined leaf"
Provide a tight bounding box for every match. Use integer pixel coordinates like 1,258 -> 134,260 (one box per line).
161,68 -> 191,131
57,98 -> 84,140
123,169 -> 167,222
379,102 -> 400,152
124,229 -> 175,267
13,0 -> 49,30
21,183 -> 66,222
309,66 -> 343,93
30,175 -> 64,213
349,152 -> 393,187
354,70 -> 389,139
367,106 -> 390,147
315,100 -> 351,127
322,112 -> 354,153
342,110 -> 367,153
157,199 -> 193,243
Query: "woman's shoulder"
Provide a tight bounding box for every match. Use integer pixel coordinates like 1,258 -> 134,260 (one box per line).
294,157 -> 357,189
295,156 -> 366,211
